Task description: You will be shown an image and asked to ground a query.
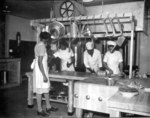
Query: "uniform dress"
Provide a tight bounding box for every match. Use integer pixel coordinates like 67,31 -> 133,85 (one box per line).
84,49 -> 102,73
103,50 -> 123,74
53,48 -> 74,71
33,42 -> 50,94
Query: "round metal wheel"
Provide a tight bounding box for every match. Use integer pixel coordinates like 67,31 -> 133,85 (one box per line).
59,0 -> 74,17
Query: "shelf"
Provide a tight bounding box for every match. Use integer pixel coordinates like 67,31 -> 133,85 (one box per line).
30,13 -> 134,34
0,82 -> 20,89
33,95 -> 68,104
63,32 -> 131,38
31,13 -> 132,24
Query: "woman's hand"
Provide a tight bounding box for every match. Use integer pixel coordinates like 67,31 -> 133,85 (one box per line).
96,70 -> 106,76
120,71 -> 125,77
67,62 -> 72,68
108,69 -> 113,76
43,76 -> 48,83
87,68 -> 95,73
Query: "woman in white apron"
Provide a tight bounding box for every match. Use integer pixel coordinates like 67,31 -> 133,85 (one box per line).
53,41 -> 75,86
33,32 -> 57,117
83,41 -> 102,73
103,40 -> 123,76
83,41 -> 102,118
53,41 -> 75,71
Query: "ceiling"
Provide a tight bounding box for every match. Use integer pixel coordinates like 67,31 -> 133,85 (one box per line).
1,0 -> 144,19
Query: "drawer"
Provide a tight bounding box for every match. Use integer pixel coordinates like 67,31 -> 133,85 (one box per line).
74,81 -> 118,113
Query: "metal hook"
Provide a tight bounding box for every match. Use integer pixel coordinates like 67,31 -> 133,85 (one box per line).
86,16 -> 89,28
98,15 -> 105,37
93,15 -> 96,34
109,17 -> 116,37
112,14 -> 123,37
104,16 -> 113,37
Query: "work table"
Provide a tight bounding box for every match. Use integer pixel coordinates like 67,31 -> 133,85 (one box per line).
26,71 -> 97,113
0,58 -> 21,89
25,71 -> 150,117
74,76 -> 150,117
72,73 -> 150,117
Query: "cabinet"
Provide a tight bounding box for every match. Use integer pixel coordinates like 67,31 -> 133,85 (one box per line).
0,58 -> 21,89
9,40 -> 36,75
74,80 -> 118,116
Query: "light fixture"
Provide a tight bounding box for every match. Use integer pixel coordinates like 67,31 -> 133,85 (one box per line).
2,4 -> 11,13
82,0 -> 93,2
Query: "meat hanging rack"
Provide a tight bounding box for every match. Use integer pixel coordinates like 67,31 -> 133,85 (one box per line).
30,13 -> 135,79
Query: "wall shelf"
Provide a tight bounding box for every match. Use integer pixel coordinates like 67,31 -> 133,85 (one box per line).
0,58 -> 21,89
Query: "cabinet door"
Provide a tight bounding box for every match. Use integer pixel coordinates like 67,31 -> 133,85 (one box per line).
8,62 -> 17,71
74,82 -> 118,113
0,62 -> 8,70
74,82 -> 87,109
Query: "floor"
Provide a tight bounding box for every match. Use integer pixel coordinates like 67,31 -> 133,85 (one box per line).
0,78 -> 109,118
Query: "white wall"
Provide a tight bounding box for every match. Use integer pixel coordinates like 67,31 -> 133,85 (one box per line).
138,18 -> 150,74
86,1 -> 145,31
5,15 -> 36,57
5,15 -> 36,41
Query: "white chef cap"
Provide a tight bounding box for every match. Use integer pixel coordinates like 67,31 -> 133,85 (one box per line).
86,41 -> 94,50
107,41 -> 116,46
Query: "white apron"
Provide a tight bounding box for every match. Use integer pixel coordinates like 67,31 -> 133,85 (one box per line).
33,48 -> 50,94
103,51 -> 123,75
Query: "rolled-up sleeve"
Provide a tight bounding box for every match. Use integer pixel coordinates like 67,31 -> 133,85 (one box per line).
118,52 -> 123,63
98,52 -> 102,68
70,49 -> 74,57
103,53 -> 108,63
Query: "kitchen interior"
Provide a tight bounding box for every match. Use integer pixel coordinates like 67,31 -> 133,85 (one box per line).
0,0 -> 150,117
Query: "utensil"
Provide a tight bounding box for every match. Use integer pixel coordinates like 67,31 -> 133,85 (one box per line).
107,78 -> 116,86
119,87 -> 139,98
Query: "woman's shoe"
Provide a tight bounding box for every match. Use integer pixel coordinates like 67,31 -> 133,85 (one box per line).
37,110 -> 49,117
46,108 -> 51,114
46,106 -> 58,112
27,105 -> 34,108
